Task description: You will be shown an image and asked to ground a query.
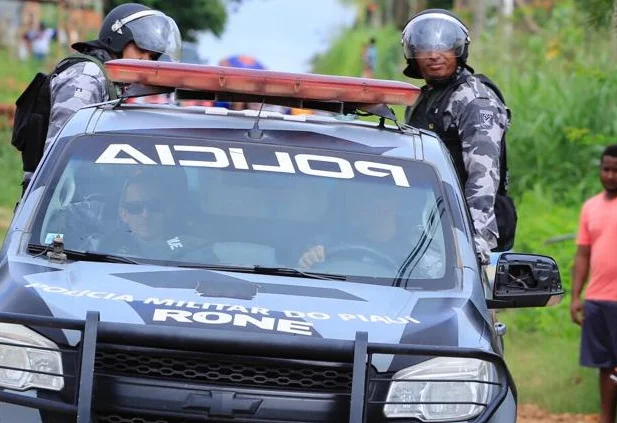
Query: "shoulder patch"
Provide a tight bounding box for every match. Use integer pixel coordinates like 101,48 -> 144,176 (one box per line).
83,62 -> 103,77
479,109 -> 494,128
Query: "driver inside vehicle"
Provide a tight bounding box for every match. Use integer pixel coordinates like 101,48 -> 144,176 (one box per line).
120,172 -> 173,243
297,183 -> 445,279
100,169 -> 211,261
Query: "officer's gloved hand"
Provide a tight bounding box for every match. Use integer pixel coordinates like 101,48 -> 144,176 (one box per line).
298,245 -> 326,270
474,235 -> 491,266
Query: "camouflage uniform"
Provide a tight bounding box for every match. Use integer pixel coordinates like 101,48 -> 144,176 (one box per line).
21,49 -> 116,183
45,48 -> 115,151
406,68 -> 510,263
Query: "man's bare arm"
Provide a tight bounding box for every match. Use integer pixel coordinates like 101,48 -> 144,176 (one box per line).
572,245 -> 590,300
570,245 -> 590,325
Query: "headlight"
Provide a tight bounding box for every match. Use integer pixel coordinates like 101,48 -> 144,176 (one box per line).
0,323 -> 64,391
384,357 -> 496,422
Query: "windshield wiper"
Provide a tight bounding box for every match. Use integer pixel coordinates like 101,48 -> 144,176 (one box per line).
177,263 -> 346,281
28,244 -> 139,264
253,265 -> 346,280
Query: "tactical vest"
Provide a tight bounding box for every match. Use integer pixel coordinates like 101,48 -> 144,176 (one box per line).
406,72 -> 517,252
407,83 -> 467,192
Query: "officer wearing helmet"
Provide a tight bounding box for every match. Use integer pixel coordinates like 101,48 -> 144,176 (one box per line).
401,8 -> 514,264
43,2 -> 181,153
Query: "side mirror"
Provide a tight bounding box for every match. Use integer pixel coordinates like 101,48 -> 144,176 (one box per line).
487,253 -> 564,309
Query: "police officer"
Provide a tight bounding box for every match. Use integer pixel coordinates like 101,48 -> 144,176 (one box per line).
298,183 -> 445,280
401,8 -> 511,264
47,2 -> 181,146
22,3 -> 182,191
21,3 -> 182,186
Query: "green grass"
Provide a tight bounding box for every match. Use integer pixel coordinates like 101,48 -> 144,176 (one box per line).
501,322 -> 600,413
497,190 -> 598,414
0,130 -> 22,209
0,207 -> 12,243
0,49 -> 46,104
494,190 -> 601,414
0,42 -> 78,104
500,188 -> 583,340
0,130 -> 21,242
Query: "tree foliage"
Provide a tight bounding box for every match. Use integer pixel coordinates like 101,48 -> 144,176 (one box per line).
573,0 -> 617,29
104,0 -> 241,41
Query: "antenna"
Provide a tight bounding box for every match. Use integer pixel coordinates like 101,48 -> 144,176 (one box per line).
248,97 -> 266,140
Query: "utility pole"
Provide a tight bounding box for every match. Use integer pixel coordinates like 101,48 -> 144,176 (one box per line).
383,0 -> 393,27
411,0 -> 427,14
503,0 -> 514,90
393,0 -> 412,30
503,0 -> 514,41
503,0 -> 514,16
472,0 -> 486,37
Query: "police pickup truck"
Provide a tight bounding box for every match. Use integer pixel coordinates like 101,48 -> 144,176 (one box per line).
0,59 -> 563,422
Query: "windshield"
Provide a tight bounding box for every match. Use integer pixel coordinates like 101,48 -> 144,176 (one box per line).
31,134 -> 457,289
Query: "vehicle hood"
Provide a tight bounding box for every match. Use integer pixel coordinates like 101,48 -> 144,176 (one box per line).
4,260 -> 489,360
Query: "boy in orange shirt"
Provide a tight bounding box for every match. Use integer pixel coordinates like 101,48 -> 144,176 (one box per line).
572,144 -> 617,423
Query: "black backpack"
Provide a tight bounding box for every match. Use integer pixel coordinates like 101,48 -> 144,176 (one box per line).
11,53 -> 116,177
408,73 -> 518,252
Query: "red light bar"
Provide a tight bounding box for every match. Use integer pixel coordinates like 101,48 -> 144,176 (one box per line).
105,59 -> 420,106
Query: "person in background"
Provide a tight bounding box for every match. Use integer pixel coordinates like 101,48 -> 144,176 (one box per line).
571,144 -> 617,423
362,36 -> 377,78
30,22 -> 55,62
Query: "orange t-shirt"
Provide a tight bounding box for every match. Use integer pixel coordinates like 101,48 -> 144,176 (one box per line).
576,193 -> 617,301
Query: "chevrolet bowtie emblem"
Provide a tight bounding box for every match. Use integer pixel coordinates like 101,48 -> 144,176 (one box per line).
183,391 -> 262,417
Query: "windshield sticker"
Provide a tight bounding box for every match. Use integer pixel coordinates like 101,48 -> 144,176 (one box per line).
23,282 -> 421,335
44,233 -> 64,244
95,143 -> 411,188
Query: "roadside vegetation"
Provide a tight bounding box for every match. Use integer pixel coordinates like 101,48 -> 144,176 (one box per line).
0,129 -> 20,241
312,0 -> 612,413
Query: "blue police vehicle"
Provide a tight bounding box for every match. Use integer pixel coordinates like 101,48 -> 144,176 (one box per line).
0,59 -> 563,422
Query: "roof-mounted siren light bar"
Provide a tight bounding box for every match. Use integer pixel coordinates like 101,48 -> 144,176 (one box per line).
105,59 -> 421,106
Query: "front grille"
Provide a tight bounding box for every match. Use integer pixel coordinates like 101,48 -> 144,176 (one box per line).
95,349 -> 353,392
96,414 -> 237,423
96,414 -> 187,423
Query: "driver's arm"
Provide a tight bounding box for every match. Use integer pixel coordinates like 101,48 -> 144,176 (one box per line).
298,245 -> 325,269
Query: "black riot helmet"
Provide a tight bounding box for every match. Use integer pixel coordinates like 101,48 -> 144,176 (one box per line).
72,3 -> 182,62
401,9 -> 471,79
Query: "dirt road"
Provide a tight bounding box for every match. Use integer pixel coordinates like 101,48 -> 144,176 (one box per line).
518,404 -> 599,423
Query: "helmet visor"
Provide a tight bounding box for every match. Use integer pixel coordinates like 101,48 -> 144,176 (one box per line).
402,14 -> 468,59
126,14 -> 182,62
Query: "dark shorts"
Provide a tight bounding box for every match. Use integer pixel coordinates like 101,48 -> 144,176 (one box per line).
580,300 -> 617,368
